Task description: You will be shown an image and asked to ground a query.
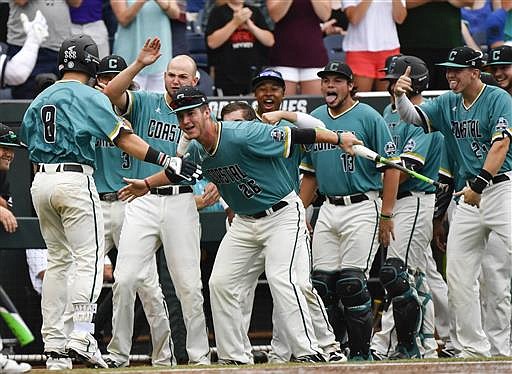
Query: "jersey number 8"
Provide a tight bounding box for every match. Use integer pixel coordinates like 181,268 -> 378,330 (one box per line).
41,105 -> 57,143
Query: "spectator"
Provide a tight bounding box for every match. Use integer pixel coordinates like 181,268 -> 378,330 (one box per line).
70,0 -> 110,58
0,11 -> 48,99
206,0 -> 274,96
111,0 -> 180,92
342,0 -> 407,92
321,0 -> 348,36
397,0 -> 473,90
171,0 -> 189,56
6,0 -> 77,99
267,0 -> 331,95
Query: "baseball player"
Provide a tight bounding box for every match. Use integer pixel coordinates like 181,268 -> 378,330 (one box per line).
100,38 -> 210,366
370,55 -> 442,359
461,45 -> 512,357
0,124 -> 31,374
0,11 -> 48,91
94,54 -> 175,367
237,69 -> 345,363
300,61 -> 400,361
20,35 -> 200,370
393,46 -> 512,357
119,86 -> 362,364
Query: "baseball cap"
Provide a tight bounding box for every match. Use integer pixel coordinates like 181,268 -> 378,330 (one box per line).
436,46 -> 485,69
317,61 -> 353,80
251,69 -> 285,90
97,55 -> 128,76
170,86 -> 208,113
486,45 -> 512,66
0,123 -> 25,149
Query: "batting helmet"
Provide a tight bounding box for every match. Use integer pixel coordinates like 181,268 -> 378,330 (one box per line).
58,34 -> 100,78
0,123 -> 24,149
385,55 -> 429,94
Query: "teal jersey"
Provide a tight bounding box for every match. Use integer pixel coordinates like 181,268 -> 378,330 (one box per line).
301,101 -> 397,196
124,90 -> 186,182
20,80 -> 127,166
187,121 -> 296,215
384,104 -> 441,193
419,85 -> 512,180
94,139 -> 133,193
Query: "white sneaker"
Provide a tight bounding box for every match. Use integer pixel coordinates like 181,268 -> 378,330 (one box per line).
0,354 -> 31,373
66,331 -> 107,368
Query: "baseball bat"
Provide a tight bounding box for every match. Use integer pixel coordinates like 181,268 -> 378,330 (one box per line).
352,145 -> 449,191
0,286 -> 34,346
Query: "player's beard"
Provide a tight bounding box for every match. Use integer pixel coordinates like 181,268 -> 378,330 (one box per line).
326,92 -> 350,112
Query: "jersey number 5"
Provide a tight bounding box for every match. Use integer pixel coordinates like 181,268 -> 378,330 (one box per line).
41,105 -> 57,143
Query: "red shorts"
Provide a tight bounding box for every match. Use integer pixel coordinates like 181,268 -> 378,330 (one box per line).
345,48 -> 401,79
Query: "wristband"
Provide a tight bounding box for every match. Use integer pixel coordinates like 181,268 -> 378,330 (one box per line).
144,178 -> 151,190
380,213 -> 393,221
469,169 -> 492,194
337,132 -> 343,146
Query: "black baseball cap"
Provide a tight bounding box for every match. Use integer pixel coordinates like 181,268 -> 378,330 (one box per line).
436,46 -> 485,69
0,123 -> 25,149
486,45 -> 512,66
97,55 -> 128,76
317,61 -> 353,80
170,86 -> 208,113
251,69 -> 285,90
380,54 -> 403,74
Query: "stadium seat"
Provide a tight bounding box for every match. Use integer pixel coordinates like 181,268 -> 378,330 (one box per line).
323,34 -> 345,62
187,32 -> 208,70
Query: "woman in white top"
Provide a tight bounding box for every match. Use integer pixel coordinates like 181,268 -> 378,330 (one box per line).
343,0 -> 407,92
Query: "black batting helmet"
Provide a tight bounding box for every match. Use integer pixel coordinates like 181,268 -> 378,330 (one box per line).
385,55 -> 429,94
58,34 -> 100,78
0,123 -> 25,149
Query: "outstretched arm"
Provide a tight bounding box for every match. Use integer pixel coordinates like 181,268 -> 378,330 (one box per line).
102,37 -> 162,112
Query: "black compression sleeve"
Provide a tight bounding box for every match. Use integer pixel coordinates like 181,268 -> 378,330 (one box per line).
144,147 -> 166,166
433,174 -> 454,220
290,128 -> 317,145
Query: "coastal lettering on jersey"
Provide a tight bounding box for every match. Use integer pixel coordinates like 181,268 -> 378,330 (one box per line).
312,130 -> 356,152
206,164 -> 262,199
450,119 -> 482,139
147,119 -> 180,142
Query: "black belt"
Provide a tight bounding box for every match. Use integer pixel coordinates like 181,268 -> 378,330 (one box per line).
99,192 -> 118,202
149,186 -> 193,196
327,193 -> 369,206
249,201 -> 288,219
491,174 -> 510,184
397,190 -> 436,200
37,164 -> 84,173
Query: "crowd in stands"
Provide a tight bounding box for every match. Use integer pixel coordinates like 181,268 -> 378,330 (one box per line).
3,0 -> 512,99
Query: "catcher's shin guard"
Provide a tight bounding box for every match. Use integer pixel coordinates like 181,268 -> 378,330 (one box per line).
336,268 -> 372,359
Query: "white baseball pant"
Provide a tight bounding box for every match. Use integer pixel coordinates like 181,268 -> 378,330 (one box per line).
109,193 -> 209,364
209,193 -> 320,363
447,177 -> 512,357
101,199 -> 174,366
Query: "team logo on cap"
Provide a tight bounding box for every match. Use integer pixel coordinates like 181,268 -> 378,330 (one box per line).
270,128 -> 286,142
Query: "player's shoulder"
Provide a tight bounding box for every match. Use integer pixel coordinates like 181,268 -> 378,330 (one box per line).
354,101 -> 384,119
483,84 -> 511,101
310,104 -> 328,117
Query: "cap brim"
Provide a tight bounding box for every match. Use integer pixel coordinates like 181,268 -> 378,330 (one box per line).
97,70 -> 122,75
317,71 -> 352,79
435,62 -> 471,68
171,102 -> 206,113
0,142 -> 25,149
252,76 -> 285,90
485,61 -> 512,66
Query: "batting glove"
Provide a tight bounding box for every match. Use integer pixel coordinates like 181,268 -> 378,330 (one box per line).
163,156 -> 202,182
21,10 -> 49,45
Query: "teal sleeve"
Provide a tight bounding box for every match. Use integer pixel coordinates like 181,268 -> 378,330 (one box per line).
418,95 -> 444,131
400,126 -> 430,170
245,123 -> 292,159
489,91 -> 512,143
